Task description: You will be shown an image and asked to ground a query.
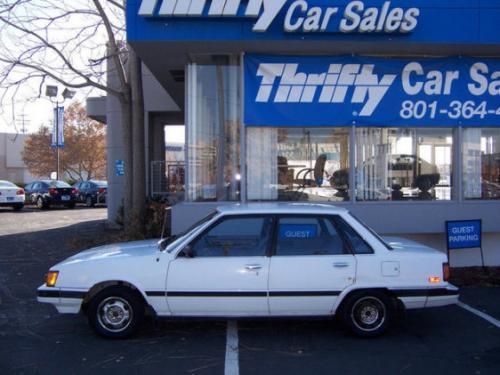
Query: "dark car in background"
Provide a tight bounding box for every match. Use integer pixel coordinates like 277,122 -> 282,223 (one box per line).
24,180 -> 78,209
73,180 -> 107,207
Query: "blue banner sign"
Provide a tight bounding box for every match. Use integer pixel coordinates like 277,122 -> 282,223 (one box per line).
446,220 -> 481,250
128,1 -> 500,45
244,54 -> 500,127
279,224 -> 318,239
51,106 -> 65,148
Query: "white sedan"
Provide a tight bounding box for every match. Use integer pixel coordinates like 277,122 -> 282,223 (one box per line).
0,180 -> 25,211
37,203 -> 459,338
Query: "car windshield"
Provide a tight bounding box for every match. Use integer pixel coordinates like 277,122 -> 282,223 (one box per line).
161,211 -> 218,251
349,213 -> 393,250
48,181 -> 71,188
0,181 -> 16,188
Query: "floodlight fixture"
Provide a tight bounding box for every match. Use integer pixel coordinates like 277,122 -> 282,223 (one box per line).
62,88 -> 76,100
45,85 -> 58,98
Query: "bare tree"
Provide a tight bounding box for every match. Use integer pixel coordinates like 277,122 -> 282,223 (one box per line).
0,0 -> 145,229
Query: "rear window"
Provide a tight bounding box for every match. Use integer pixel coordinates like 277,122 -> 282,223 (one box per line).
0,181 -> 16,188
349,213 -> 393,251
94,181 -> 107,187
48,181 -> 71,188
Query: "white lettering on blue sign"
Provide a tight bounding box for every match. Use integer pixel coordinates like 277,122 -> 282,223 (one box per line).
255,63 -> 396,116
138,0 -> 420,33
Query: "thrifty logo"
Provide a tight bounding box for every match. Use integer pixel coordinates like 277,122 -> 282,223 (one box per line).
138,1 -> 420,33
255,63 -> 397,116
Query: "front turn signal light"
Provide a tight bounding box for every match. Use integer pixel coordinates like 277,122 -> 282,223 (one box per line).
46,271 -> 59,287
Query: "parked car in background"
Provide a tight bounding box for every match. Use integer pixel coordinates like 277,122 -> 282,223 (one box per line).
0,180 -> 25,211
37,203 -> 458,339
73,180 -> 107,207
25,180 -> 78,209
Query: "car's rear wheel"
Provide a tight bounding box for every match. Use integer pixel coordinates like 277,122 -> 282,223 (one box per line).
340,291 -> 394,337
36,197 -> 47,210
85,196 -> 94,208
87,286 -> 144,339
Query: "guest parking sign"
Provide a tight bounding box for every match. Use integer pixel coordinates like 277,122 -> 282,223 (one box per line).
446,219 -> 484,267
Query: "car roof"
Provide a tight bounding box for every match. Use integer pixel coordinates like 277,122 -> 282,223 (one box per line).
216,203 -> 348,215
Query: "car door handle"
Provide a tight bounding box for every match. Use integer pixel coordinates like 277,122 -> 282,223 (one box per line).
245,264 -> 263,271
333,262 -> 349,268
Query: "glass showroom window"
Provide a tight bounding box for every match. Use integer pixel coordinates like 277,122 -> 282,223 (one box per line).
186,57 -> 240,202
247,127 -> 350,202
463,128 -> 500,200
355,128 -> 453,201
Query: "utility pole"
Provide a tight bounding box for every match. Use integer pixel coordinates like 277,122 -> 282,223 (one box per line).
15,114 -> 30,134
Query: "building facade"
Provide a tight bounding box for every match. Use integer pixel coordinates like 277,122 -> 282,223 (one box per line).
0,133 -> 37,184
100,1 -> 500,266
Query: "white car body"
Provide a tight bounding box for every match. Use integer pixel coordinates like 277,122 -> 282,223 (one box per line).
38,203 -> 458,323
0,180 -> 24,207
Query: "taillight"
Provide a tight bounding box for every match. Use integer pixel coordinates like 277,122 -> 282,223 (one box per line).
98,188 -> 106,194
16,188 -> 24,195
71,188 -> 77,194
49,188 -> 58,195
443,262 -> 450,282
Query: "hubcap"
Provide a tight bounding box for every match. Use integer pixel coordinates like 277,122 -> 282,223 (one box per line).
97,297 -> 133,333
351,296 -> 386,332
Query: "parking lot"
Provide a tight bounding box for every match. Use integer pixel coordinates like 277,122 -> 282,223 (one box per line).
0,208 -> 499,374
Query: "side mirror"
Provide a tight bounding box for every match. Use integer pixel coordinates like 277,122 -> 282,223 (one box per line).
180,245 -> 195,258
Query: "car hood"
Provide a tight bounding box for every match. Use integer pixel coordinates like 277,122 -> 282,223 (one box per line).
56,239 -> 160,267
382,236 -> 445,256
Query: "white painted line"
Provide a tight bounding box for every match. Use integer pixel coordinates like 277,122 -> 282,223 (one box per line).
457,302 -> 500,329
224,320 -> 240,375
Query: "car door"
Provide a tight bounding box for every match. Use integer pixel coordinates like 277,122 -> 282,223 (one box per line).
166,215 -> 273,316
268,215 -> 356,316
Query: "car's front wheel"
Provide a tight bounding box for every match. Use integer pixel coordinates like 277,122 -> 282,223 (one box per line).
87,287 -> 145,339
340,291 -> 395,338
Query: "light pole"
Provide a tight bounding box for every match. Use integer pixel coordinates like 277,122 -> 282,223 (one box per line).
45,86 -> 76,180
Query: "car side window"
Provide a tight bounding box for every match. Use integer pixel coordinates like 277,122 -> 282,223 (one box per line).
275,217 -> 347,256
190,216 -> 273,257
334,217 -> 374,255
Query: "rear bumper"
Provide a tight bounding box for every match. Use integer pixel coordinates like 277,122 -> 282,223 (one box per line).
37,285 -> 87,314
0,196 -> 24,205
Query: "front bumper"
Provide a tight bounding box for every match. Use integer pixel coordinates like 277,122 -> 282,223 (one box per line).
37,285 -> 87,314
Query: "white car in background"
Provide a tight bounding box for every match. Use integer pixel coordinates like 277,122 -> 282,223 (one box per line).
0,180 -> 25,211
37,203 -> 459,339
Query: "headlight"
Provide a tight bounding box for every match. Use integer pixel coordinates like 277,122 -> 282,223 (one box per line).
46,271 -> 59,287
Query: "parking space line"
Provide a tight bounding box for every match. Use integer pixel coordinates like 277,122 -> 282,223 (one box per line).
225,320 -> 240,375
457,302 -> 500,329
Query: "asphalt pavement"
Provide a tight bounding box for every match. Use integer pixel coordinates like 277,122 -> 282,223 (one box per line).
0,208 -> 499,374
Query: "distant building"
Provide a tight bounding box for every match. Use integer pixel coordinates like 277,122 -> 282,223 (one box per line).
0,133 -> 37,184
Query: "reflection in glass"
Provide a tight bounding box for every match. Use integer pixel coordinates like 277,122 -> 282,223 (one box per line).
187,58 -> 240,202
355,128 -> 453,201
463,128 -> 500,200
247,127 -> 350,202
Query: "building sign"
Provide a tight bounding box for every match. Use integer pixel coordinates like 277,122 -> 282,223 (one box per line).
138,0 -> 419,34
128,1 -> 500,45
244,54 -> 500,127
115,160 -> 125,176
51,106 -> 65,148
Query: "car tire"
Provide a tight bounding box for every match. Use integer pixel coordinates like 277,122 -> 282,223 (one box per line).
87,286 -> 145,339
36,197 -> 47,210
339,291 -> 395,338
85,196 -> 94,208
12,203 -> 24,211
